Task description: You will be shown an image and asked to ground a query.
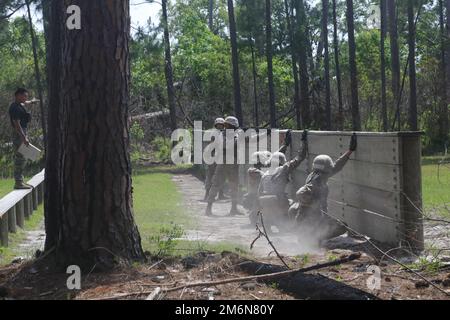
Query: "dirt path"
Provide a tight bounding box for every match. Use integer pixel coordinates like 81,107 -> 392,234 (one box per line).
173,174 -> 450,262
173,174 -> 331,258
8,173 -> 450,263
11,221 -> 45,261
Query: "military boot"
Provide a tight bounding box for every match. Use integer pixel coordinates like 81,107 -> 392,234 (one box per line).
203,189 -> 210,202
205,203 -> 213,216
229,203 -> 245,216
217,191 -> 229,200
14,181 -> 32,190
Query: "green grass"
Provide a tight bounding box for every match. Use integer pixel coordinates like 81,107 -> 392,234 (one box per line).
132,167 -> 245,257
0,175 -> 37,198
0,205 -> 44,265
0,177 -> 45,265
1,158 -> 445,262
0,178 -> 14,198
132,169 -> 190,240
0,165 -> 244,264
422,162 -> 450,216
422,155 -> 450,165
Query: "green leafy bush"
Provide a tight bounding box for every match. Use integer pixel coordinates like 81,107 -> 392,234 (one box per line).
149,224 -> 185,257
152,136 -> 172,163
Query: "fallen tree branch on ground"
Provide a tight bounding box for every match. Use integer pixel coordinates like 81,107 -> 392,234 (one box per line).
146,287 -> 162,300
238,256 -> 379,300
163,252 -> 362,293
93,253 -> 363,300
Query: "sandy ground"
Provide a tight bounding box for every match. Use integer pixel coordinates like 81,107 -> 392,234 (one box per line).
1,173 -> 450,300
174,174 -> 372,258
173,174 -> 310,257
174,174 -> 450,261
13,222 -> 45,261
8,173 -> 450,264
424,220 -> 450,253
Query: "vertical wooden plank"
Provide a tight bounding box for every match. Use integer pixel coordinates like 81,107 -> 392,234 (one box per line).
240,130 -> 424,248
8,206 -> 17,233
37,184 -> 44,204
16,200 -> 25,229
24,193 -> 32,218
400,133 -> 424,252
32,188 -> 38,211
0,214 -> 8,247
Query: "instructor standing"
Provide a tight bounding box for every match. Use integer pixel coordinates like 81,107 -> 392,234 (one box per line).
8,88 -> 38,190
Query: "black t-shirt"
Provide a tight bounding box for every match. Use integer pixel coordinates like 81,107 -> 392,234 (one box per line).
9,102 -> 31,129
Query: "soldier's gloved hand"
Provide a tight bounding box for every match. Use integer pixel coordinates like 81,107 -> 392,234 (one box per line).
298,145 -> 307,159
349,133 -> 357,152
301,130 -> 308,142
284,130 -> 292,147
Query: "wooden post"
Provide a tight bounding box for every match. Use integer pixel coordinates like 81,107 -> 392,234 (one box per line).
37,184 -> 44,204
24,193 -> 32,218
0,214 -> 8,247
16,200 -> 25,229
8,206 -> 17,233
32,188 -> 38,211
400,132 -> 424,252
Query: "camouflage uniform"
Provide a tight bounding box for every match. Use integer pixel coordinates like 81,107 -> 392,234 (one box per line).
204,163 -> 217,196
292,153 -> 351,241
206,128 -> 241,214
12,129 -> 26,183
207,162 -> 239,204
205,155 -> 226,200
258,146 -> 307,218
243,167 -> 263,213
243,151 -> 271,210
204,118 -> 226,200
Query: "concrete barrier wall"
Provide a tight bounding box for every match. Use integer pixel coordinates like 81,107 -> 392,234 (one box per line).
286,131 -> 423,250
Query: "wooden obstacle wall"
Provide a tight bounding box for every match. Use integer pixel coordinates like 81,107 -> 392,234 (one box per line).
286,131 -> 423,250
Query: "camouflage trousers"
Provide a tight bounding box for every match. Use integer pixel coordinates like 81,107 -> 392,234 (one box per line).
205,163 -> 217,192
12,130 -> 26,183
207,164 -> 238,204
294,204 -> 346,241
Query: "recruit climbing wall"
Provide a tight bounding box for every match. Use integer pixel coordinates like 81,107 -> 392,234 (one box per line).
200,130 -> 423,250
286,131 -> 423,250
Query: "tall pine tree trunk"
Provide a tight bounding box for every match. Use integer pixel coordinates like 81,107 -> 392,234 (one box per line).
162,0 -> 177,131
46,0 -> 145,269
227,0 -> 243,126
25,0 -> 46,151
332,0 -> 343,130
208,0 -> 214,31
266,0 -> 276,128
305,20 -> 315,83
387,0 -> 401,129
41,0 -> 51,88
296,0 -> 311,128
444,0 -> 450,142
249,37 -> 260,127
380,0 -> 388,131
439,0 -> 449,144
346,0 -> 361,130
407,0 -> 417,131
322,0 -> 331,129
285,0 -> 301,129
44,0 -> 64,252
